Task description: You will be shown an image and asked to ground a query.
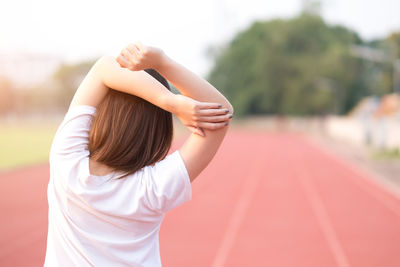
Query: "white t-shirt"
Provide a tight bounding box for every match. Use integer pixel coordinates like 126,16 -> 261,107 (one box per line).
44,105 -> 192,267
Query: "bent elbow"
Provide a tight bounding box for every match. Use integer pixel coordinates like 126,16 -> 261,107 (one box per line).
224,101 -> 234,115
228,103 -> 234,115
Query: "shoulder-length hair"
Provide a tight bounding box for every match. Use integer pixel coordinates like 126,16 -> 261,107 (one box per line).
88,69 -> 173,179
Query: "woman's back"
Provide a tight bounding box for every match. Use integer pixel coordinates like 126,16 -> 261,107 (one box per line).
45,106 -> 191,266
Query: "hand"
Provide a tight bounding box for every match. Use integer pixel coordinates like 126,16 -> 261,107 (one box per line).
117,42 -> 165,71
173,94 -> 232,137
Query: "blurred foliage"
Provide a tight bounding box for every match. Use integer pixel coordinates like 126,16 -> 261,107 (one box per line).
0,60 -> 94,115
364,32 -> 400,96
388,32 -> 400,58
52,60 -> 95,108
208,15 -> 397,116
1,15 -> 400,117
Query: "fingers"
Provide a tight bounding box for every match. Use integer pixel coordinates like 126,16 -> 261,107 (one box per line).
121,48 -> 137,66
198,102 -> 223,109
198,113 -> 232,123
121,48 -> 136,63
134,41 -> 144,52
196,121 -> 229,130
116,55 -> 131,68
196,102 -> 231,116
127,44 -> 141,58
198,108 -> 231,116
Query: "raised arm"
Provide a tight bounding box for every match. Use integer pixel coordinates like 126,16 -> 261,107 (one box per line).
156,54 -> 233,182
119,43 -> 233,182
69,56 -> 230,135
70,56 -> 174,111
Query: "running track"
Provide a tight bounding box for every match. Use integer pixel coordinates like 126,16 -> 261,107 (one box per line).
1,132 -> 399,266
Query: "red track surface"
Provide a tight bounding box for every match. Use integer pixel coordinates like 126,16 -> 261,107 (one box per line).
1,132 -> 399,266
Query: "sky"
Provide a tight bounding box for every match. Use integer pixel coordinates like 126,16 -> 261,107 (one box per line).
0,0 -> 399,76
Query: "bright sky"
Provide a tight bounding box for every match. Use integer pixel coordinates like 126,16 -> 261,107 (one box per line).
0,0 -> 399,76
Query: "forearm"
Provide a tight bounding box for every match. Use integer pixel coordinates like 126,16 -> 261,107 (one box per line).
97,56 -> 175,113
156,56 -> 233,113
157,56 -> 233,180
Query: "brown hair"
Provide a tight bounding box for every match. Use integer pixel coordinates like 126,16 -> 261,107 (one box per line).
88,69 -> 173,179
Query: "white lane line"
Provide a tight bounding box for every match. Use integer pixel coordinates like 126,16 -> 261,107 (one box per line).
297,166 -> 351,267
335,158 -> 400,219
211,160 -> 262,267
305,137 -> 400,216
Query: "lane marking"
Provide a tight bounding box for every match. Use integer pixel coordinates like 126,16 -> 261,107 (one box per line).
341,167 -> 400,219
211,159 -> 262,267
297,165 -> 351,267
305,138 -> 400,218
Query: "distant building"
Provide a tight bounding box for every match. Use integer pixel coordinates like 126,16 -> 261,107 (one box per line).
348,96 -> 380,119
374,93 -> 400,118
330,94 -> 400,149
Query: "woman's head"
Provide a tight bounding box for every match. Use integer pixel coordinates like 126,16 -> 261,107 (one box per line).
88,69 -> 173,178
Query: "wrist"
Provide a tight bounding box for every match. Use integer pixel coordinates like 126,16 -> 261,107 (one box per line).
155,52 -> 173,73
162,92 -> 178,114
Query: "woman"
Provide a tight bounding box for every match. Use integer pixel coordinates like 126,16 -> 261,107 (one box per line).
44,42 -> 233,266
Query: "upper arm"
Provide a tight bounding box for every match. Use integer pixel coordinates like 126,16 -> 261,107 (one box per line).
179,112 -> 231,183
50,105 -> 96,166
69,57 -> 110,109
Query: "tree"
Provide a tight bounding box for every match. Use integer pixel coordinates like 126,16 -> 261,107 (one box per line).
388,32 -> 400,59
208,15 -> 367,116
52,60 -> 95,109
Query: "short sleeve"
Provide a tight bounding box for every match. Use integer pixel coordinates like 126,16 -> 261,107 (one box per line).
144,150 -> 192,213
50,105 -> 96,162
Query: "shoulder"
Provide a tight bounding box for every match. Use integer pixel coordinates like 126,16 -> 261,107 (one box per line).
50,105 -> 96,162
152,151 -> 188,174
140,151 -> 192,212
141,150 -> 190,189
66,105 -> 97,118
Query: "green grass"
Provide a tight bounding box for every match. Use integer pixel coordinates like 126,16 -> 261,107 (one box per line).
0,119 -> 190,171
371,147 -> 400,160
0,122 -> 58,171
